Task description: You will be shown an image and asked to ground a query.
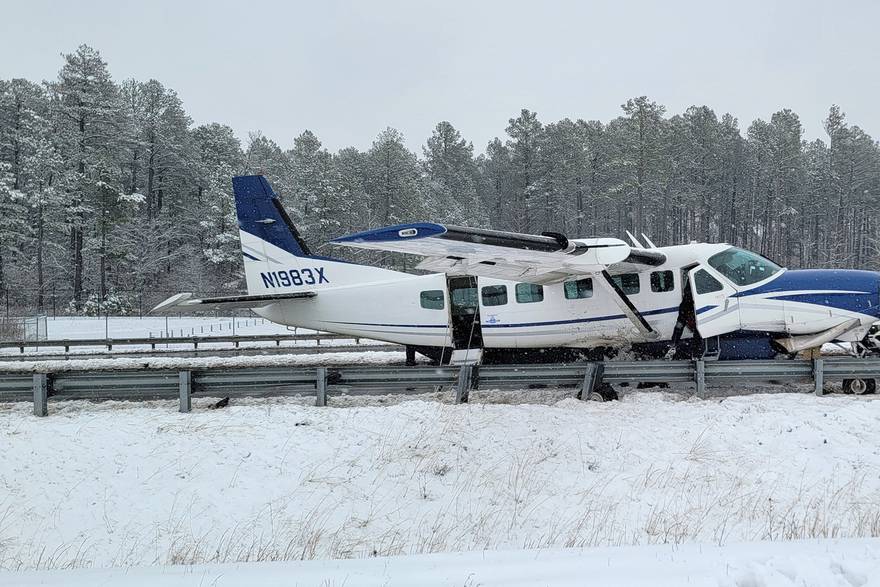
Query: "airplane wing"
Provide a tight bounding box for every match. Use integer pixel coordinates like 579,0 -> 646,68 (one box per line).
331,223 -> 665,284
150,291 -> 316,314
332,223 -> 666,339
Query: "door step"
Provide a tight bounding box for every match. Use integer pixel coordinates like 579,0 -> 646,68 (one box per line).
450,348 -> 483,365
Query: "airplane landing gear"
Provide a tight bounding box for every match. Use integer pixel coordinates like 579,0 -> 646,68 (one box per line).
586,383 -> 619,402
859,324 -> 880,356
842,378 -> 877,395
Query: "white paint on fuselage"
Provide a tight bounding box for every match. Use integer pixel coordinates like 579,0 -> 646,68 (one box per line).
247,238 -> 878,350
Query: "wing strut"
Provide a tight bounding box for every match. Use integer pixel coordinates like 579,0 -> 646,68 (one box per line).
600,271 -> 658,339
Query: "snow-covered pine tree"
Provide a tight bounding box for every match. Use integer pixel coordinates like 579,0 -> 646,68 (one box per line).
477,138 -> 514,231
505,110 -> 543,233
190,123 -> 245,289
423,121 -> 485,227
332,147 -> 370,236
288,130 -> 340,245
46,45 -> 121,308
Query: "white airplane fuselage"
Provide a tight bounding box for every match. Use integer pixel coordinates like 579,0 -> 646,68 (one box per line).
156,176 -> 880,362
247,235 -> 880,358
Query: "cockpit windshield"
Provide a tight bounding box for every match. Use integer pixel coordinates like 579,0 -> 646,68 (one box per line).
707,247 -> 781,287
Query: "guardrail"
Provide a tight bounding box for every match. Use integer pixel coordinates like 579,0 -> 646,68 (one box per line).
2,357 -> 879,417
0,332 -> 365,353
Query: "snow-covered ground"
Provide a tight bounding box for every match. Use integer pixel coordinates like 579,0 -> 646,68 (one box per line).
0,349 -> 411,372
43,316 -> 292,340
2,316 -> 388,360
6,539 -> 880,586
1,390 -> 879,580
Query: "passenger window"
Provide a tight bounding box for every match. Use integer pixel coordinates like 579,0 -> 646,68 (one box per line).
481,285 -> 508,306
564,278 -> 593,299
611,273 -> 640,295
515,283 -> 544,303
420,290 -> 445,310
693,269 -> 723,294
650,270 -> 674,293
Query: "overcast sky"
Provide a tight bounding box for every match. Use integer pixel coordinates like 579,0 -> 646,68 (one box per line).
1,0 -> 878,153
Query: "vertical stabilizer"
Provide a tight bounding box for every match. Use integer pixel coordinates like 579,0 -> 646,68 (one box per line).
232,175 -> 404,295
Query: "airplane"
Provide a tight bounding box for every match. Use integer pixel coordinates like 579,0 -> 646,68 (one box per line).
153,175 -> 880,394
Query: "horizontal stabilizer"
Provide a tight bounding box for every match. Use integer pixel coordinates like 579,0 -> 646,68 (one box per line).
151,291 -> 316,314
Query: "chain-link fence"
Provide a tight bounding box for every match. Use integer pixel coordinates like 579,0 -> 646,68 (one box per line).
0,288 -> 249,319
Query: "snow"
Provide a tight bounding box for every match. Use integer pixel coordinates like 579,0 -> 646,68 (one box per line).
0,350 -> 410,372
1,391 -> 879,578
5,539 -> 880,586
3,316 -> 388,360
43,316 -> 292,340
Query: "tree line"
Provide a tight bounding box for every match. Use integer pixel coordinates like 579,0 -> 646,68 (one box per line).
2,45 -> 879,314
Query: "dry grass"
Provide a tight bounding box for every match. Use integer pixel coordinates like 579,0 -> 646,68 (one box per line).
2,393 -> 880,571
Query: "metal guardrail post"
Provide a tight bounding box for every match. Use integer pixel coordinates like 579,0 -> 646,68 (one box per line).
695,360 -> 706,396
813,359 -> 824,396
179,371 -> 192,412
316,367 -> 328,407
455,365 -> 473,404
578,362 -> 604,400
33,373 -> 48,417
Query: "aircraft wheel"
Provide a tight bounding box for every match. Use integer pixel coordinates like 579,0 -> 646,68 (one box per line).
586,391 -> 605,402
598,383 -> 619,402
842,378 -> 876,395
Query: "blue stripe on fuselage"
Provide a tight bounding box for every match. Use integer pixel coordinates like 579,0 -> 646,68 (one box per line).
733,269 -> 878,298
733,269 -> 880,317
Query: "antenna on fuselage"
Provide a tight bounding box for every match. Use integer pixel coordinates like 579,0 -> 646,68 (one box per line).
625,231 -> 644,248
641,233 -> 658,249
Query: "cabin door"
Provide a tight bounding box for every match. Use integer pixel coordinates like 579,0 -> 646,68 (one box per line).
447,276 -> 484,349
687,265 -> 741,338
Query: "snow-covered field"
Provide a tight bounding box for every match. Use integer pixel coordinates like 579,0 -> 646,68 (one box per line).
43,316 -> 292,340
3,316 -> 388,360
1,390 -> 880,583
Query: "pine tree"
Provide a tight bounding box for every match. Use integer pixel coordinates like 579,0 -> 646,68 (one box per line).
190,123 -> 244,287
423,121 -> 484,226
287,131 -> 340,244
617,97 -> 667,236
47,45 -> 121,307
333,147 -> 370,235
505,109 -> 543,232
365,128 -> 426,225
477,138 -> 514,230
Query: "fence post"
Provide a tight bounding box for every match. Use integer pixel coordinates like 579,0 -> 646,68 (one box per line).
695,360 -> 706,396
455,365 -> 474,404
578,362 -> 604,400
33,373 -> 48,417
316,367 -> 328,407
179,370 -> 192,413
813,358 -> 824,396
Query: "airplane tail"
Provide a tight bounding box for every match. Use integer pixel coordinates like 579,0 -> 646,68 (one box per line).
232,175 -> 403,295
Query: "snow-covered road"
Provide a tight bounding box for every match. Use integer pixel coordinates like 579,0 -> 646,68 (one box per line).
1,390 -> 879,580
